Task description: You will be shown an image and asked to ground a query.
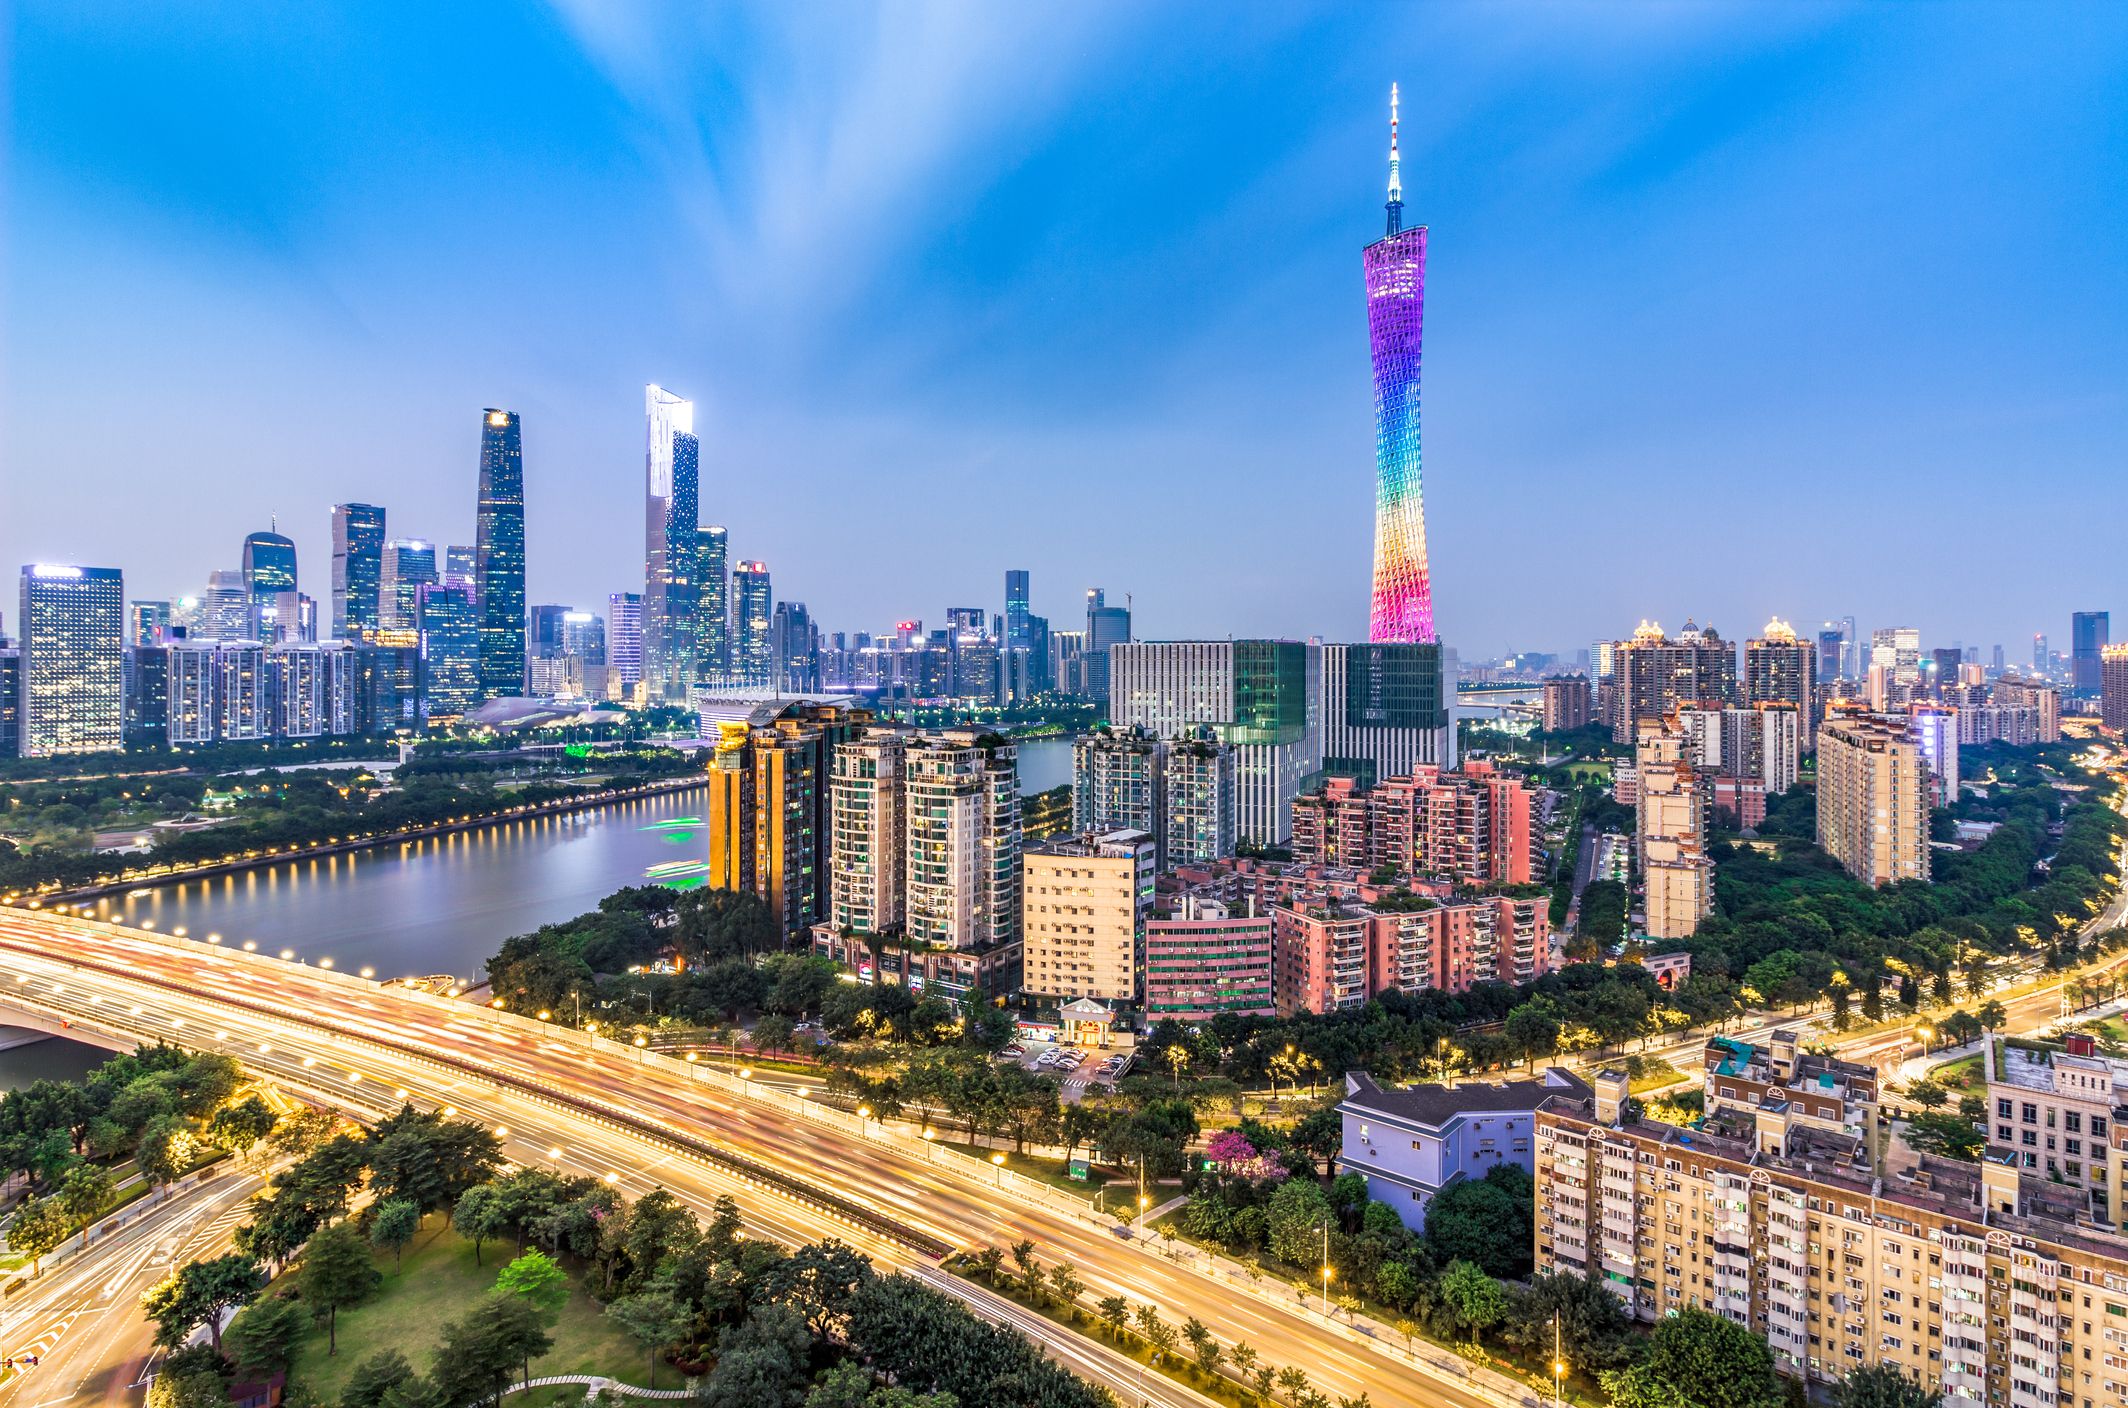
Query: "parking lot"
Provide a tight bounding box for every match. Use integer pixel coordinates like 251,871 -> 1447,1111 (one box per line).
994,1038 -> 1133,1091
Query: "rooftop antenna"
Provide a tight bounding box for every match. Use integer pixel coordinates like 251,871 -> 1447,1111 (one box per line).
1385,83 -> 1403,237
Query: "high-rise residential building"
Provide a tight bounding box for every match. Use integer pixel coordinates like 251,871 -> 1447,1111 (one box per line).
1991,673 -> 2062,742
128,601 -> 171,648
705,698 -> 868,939
1111,639 -> 1321,846
474,408 -> 527,699
203,569 -> 251,639
607,592 -> 643,690
1073,727 -> 1163,840
2073,611 -> 2111,695
1004,570 -> 1031,652
17,565 -> 124,757
729,561 -> 772,690
1906,702 -> 1960,807
830,728 -> 907,939
1541,675 -> 1591,732
696,525 -> 729,686
1365,85 -> 1435,646
0,650 -> 21,756
274,643 -> 356,738
1744,618 -> 1817,740
166,638 -> 219,745
903,730 -> 1021,953
1636,716 -> 1714,940
1022,830 -> 1155,1005
124,643 -> 169,746
1869,625 -> 1921,682
1080,588 -> 1132,702
1817,709 -> 1931,887
2034,632 -> 2050,673
1162,733 -> 1238,865
1318,641 -> 1453,784
241,528 -> 298,601
2103,645 -> 2128,733
643,384 -> 699,703
330,503 -> 386,641
1607,620 -> 1736,742
415,584 -> 480,725
1292,762 -> 1534,886
380,540 -> 437,630
1270,892 -> 1550,1013
213,642 -> 270,742
1672,703 -> 1801,824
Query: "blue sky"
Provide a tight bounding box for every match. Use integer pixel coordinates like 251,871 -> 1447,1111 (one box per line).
5,3 -> 2124,657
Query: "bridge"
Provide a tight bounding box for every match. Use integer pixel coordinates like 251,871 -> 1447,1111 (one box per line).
0,909 -> 1525,1408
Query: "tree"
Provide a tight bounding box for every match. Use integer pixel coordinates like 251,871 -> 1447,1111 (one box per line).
698,1303 -> 811,1408
300,1219 -> 382,1354
1182,1316 -> 1223,1377
1600,1305 -> 1783,1408
1438,1260 -> 1506,1342
56,1162 -> 114,1226
207,1096 -> 278,1160
141,1254 -> 265,1354
454,1183 -> 510,1267
1048,1262 -> 1084,1311
136,1114 -> 197,1186
10,1195 -> 71,1274
1832,1363 -> 1943,1408
606,1287 -> 691,1389
341,1349 -> 420,1408
1977,999 -> 2007,1032
495,1250 -> 571,1320
144,1345 -> 231,1408
1904,1111 -> 1985,1162
1423,1164 -> 1535,1279
1906,1080 -> 1949,1111
430,1290 -> 555,1405
1097,1294 -> 1130,1340
761,1239 -> 874,1337
223,1294 -> 306,1378
370,1197 -> 421,1267
1501,1271 -> 1635,1373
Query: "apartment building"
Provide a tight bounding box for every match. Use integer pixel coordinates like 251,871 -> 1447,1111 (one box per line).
1143,895 -> 1275,1021
1339,1068 -> 1587,1232
1270,893 -> 1552,1013
1636,716 -> 1714,939
1289,761 -> 1534,885
1021,829 -> 1156,1005
1817,709 -> 1933,887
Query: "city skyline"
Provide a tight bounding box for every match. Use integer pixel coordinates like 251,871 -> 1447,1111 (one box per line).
7,6 -> 2126,655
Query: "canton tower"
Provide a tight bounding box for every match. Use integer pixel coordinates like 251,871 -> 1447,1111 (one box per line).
1365,84 -> 1435,645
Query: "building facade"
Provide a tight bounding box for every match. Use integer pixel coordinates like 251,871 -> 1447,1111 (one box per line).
1318,641 -> 1454,783
643,384 -> 698,703
474,408 -> 527,698
1817,709 -> 1932,887
1744,618 -> 1817,741
17,565 -> 124,757
330,503 -> 386,641
1021,830 -> 1155,1005
1339,1068 -> 1586,1232
1636,716 -> 1714,940
903,730 -> 1021,953
1144,896 -> 1275,1021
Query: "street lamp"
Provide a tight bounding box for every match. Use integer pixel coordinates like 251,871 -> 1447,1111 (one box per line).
1553,1310 -> 1567,1408
1320,1220 -> 1333,1315
991,1151 -> 1006,1186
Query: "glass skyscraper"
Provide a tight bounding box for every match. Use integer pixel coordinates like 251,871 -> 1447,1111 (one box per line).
731,561 -> 772,690
1365,84 -> 1436,646
380,539 -> 437,631
241,529 -> 298,599
607,591 -> 644,689
475,408 -> 527,697
17,564 -> 125,757
643,384 -> 699,703
331,502 -> 386,641
697,524 -> 729,686
416,583 -> 480,725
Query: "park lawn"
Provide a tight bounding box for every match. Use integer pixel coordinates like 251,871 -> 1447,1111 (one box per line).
1932,1053 -> 1985,1091
287,1222 -> 661,1404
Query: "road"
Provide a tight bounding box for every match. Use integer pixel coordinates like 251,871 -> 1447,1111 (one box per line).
0,1162 -> 272,1408
0,912 -> 1516,1408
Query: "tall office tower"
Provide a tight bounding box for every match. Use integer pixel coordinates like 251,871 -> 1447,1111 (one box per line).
1927,647 -> 1963,699
353,636 -> 422,735
414,584 -> 480,726
124,643 -> 169,746
1815,625 -> 1846,687
1991,643 -> 2005,671
1744,618 -> 1818,739
904,730 -> 1021,952
128,601 -> 171,648
166,639 -> 219,745
1079,588 -> 1133,702
474,408 -> 527,698
704,700 -> 868,939
528,605 -> 571,661
1318,641 -> 1453,784
1817,709 -> 1931,887
771,601 -> 818,693
241,528 -> 298,599
1110,639 -> 1321,845
1635,717 -> 1714,940
2102,646 -> 2128,733
1541,675 -> 1591,732
0,651 -> 16,757
2073,611 -> 2111,695
1869,626 -> 1921,680
1073,727 -> 1164,843
1906,703 -> 1960,807
1004,570 -> 1031,651
380,540 -> 437,630
2034,633 -> 2050,673
830,729 -> 908,938
1162,732 -> 1238,864
1364,85 -> 1436,646
696,525 -> 729,685
16,565 -> 124,757
255,590 -> 315,647
1608,620 -> 1738,742
330,503 -> 386,641
439,546 -> 476,598
1022,830 -> 1155,1005
730,561 -> 772,690
643,384 -> 699,703
945,606 -> 983,635
607,592 -> 644,690
203,570 -> 251,638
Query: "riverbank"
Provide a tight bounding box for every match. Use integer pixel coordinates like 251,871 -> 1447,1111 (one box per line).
26,773 -> 711,908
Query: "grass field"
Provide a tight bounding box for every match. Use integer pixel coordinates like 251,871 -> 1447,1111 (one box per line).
286,1222 -> 659,1403
1931,1053 -> 1985,1091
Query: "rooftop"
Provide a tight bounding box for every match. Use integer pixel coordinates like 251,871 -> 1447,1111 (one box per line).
1343,1068 -> 1589,1130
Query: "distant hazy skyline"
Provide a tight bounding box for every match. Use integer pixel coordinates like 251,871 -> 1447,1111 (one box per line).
5,4 -> 2123,657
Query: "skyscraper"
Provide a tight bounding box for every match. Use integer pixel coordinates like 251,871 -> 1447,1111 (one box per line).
1004,570 -> 1031,650
241,528 -> 298,600
731,561 -> 772,690
203,569 -> 251,639
1745,618 -> 1818,739
380,540 -> 437,630
2072,611 -> 2111,695
643,384 -> 699,703
607,592 -> 644,690
128,601 -> 171,648
330,503 -> 386,641
17,565 -> 125,757
415,583 -> 480,725
442,546 -> 477,596
697,525 -> 729,686
475,408 -> 527,698
1081,588 -> 1132,702
1365,85 -> 1434,645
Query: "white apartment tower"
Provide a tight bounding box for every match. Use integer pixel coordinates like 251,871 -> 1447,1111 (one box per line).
830,730 -> 907,938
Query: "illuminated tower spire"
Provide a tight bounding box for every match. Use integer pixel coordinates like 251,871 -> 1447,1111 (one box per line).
1386,83 -> 1403,236
1364,82 -> 1435,645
